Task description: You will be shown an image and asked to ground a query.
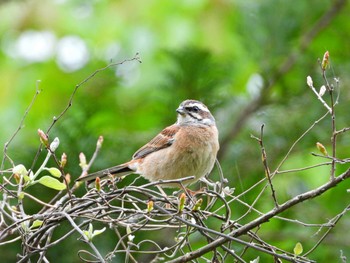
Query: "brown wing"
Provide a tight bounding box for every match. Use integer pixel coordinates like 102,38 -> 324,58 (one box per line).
132,124 -> 179,159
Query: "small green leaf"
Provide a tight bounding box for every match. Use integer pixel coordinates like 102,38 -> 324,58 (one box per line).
44,167 -> 62,178
294,242 -> 303,256
83,223 -> 103,241
84,224 -> 93,241
192,198 -> 203,211
126,225 -> 131,235
18,192 -> 25,200
178,193 -> 186,212
83,230 -> 92,241
31,220 -> 43,229
147,200 -> 154,213
38,176 -> 66,190
126,225 -> 135,242
23,174 -> 31,182
93,227 -> 106,238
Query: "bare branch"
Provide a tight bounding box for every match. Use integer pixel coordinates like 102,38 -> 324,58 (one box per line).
169,168 -> 350,262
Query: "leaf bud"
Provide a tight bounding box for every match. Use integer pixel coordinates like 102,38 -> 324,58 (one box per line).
293,242 -> 303,256
97,136 -> 104,149
147,200 -> 154,213
95,177 -> 101,192
321,51 -> 329,70
178,193 -> 186,212
49,137 -> 60,152
65,173 -> 71,184
60,153 -> 67,168
306,76 -> 313,87
319,85 -> 326,97
316,142 -> 328,156
79,152 -> 87,169
192,198 -> 203,211
38,129 -> 49,147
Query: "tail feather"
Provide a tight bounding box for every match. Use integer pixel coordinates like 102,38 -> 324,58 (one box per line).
76,164 -> 133,183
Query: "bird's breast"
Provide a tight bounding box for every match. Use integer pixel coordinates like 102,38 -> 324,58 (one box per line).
138,125 -> 219,187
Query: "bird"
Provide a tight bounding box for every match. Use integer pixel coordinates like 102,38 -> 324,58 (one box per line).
76,99 -> 219,188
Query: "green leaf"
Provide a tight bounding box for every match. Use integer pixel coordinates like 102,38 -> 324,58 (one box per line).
83,223 -> 93,241
93,227 -> 106,237
88,223 -> 93,233
31,220 -> 43,229
83,224 -> 105,241
18,192 -> 25,200
126,224 -> 132,235
250,257 -> 259,263
83,230 -> 92,241
293,242 -> 303,256
126,224 -> 135,242
38,176 -> 66,190
23,174 -> 31,182
44,167 -> 62,178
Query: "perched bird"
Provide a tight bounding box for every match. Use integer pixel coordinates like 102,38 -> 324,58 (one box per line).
76,99 -> 219,187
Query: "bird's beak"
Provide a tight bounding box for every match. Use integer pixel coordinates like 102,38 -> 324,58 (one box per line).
176,106 -> 185,115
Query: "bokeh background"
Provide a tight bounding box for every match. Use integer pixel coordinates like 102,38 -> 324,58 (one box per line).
1,0 -> 350,262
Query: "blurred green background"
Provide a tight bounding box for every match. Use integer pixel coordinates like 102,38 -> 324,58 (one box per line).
1,0 -> 350,262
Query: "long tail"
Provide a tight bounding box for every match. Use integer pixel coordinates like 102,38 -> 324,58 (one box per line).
75,163 -> 133,182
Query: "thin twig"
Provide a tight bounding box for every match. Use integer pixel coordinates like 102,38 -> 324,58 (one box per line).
1,80 -> 41,172
303,203 -> 350,257
168,168 -> 350,263
252,124 -> 279,207
306,77 -> 332,114
30,54 -> 142,172
64,212 -> 105,263
272,112 -> 329,176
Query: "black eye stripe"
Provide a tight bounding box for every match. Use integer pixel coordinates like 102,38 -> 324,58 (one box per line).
185,106 -> 200,112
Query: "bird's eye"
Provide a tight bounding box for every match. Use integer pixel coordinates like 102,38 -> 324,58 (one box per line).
191,106 -> 200,112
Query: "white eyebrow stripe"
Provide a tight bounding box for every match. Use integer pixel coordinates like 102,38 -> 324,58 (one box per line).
187,102 -> 209,112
